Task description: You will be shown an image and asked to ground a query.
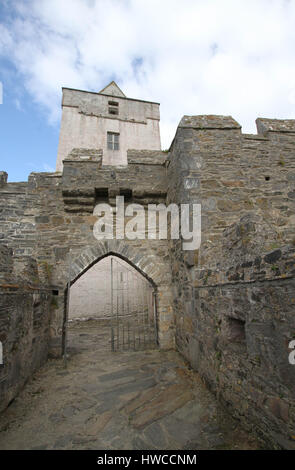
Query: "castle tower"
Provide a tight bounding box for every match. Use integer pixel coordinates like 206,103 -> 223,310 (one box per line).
56,81 -> 161,171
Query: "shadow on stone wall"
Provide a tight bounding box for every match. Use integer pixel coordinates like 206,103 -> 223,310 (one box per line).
0,245 -> 52,413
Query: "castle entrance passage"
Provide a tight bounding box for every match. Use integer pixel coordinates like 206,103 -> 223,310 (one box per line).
64,255 -> 158,356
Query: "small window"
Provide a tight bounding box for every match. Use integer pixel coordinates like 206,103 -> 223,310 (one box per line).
119,188 -> 132,201
227,317 -> 246,343
108,101 -> 119,115
107,132 -> 119,150
95,188 -> 109,202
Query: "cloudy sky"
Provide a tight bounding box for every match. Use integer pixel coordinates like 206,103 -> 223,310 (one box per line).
1,0 -> 295,181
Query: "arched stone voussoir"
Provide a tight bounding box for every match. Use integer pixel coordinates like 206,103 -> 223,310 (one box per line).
70,241 -> 167,288
136,257 -> 164,282
104,239 -> 126,254
62,241 -> 175,350
88,242 -> 108,260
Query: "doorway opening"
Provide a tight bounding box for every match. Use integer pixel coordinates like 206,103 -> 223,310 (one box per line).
64,255 -> 158,355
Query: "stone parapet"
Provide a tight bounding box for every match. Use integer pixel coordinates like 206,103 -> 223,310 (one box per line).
0,172 -> 8,187
256,117 -> 295,135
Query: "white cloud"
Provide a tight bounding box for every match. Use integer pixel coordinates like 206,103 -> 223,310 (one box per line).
1,0 -> 295,147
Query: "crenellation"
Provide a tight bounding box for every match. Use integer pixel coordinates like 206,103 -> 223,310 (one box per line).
0,172 -> 8,187
256,117 -> 295,135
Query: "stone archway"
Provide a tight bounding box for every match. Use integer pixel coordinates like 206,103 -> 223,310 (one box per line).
67,254 -> 157,353
53,240 -> 174,355
69,241 -> 164,288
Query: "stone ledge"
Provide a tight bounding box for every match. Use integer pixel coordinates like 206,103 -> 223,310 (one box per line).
179,115 -> 241,130
64,148 -> 103,163
256,117 -> 295,135
127,150 -> 167,165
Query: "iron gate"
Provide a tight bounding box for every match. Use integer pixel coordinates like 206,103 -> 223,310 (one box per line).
110,257 -> 158,351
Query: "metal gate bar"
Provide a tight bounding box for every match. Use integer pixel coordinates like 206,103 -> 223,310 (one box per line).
110,256 -> 158,351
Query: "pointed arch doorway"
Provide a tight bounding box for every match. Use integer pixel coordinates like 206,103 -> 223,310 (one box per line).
64,254 -> 158,356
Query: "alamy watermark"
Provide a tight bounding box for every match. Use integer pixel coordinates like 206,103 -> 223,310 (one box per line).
93,196 -> 201,251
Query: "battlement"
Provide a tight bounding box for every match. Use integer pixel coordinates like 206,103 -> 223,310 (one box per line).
256,117 -> 295,135
179,115 -> 241,129
179,114 -> 295,134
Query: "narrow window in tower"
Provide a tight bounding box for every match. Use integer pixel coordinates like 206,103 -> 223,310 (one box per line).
108,101 -> 119,115
107,132 -> 120,150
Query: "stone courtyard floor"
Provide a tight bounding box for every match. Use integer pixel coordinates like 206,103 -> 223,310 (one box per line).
0,321 -> 261,450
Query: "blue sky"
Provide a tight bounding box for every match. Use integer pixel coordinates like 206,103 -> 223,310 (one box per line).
1,0 -> 295,181
0,2 -> 58,181
0,60 -> 58,181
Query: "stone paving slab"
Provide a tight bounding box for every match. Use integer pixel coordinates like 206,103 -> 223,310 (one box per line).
0,322 -> 261,450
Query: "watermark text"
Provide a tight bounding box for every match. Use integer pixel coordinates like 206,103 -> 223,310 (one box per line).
93,196 -> 201,251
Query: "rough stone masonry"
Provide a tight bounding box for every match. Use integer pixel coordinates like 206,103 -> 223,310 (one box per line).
0,83 -> 294,449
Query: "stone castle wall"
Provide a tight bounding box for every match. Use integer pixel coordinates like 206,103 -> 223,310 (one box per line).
0,151 -> 175,360
167,116 -> 295,449
0,244 -> 51,413
0,115 -> 295,448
